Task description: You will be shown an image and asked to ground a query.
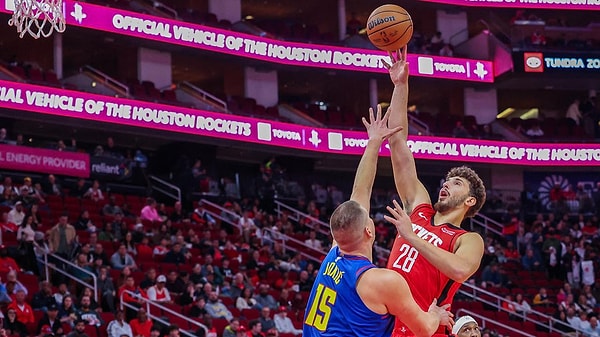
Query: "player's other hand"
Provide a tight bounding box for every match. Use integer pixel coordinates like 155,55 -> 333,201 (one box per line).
381,47 -> 409,86
362,104 -> 403,143
384,199 -> 413,238
428,298 -> 454,331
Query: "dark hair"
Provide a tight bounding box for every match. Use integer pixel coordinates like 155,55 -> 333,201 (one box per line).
249,320 -> 260,329
446,166 -> 486,217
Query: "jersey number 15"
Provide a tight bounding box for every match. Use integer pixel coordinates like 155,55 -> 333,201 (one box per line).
305,284 -> 337,331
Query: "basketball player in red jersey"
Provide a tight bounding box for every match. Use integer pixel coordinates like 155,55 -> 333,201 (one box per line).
382,48 -> 487,337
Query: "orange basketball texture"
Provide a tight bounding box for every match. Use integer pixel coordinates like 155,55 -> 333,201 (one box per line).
366,4 -> 413,51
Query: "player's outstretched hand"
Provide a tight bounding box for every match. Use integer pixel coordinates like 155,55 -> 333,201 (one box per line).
384,199 -> 413,238
428,298 -> 454,331
362,104 -> 403,142
381,47 -> 409,86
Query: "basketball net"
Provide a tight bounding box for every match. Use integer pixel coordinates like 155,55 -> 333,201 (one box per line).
8,0 -> 66,39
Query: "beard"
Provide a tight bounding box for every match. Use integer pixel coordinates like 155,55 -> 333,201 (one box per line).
434,194 -> 468,213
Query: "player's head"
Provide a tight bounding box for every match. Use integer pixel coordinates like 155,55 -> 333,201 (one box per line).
330,200 -> 374,249
435,166 -> 486,218
452,315 -> 481,337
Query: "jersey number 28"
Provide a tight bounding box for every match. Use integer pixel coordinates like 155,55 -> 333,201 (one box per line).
392,243 -> 419,272
305,283 -> 337,331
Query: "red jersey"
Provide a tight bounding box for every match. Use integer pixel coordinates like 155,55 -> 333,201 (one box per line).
386,203 -> 469,337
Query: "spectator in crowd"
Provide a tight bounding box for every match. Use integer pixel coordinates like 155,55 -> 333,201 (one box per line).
188,297 -> 207,319
452,121 -> 470,138
584,316 -> 600,336
4,270 -> 28,295
102,196 -> 122,216
139,268 -> 157,290
66,319 -> 89,337
106,310 -> 132,337
47,215 -> 76,257
165,271 -> 186,296
205,291 -> 233,321
514,293 -> 531,318
83,180 -> 104,202
531,30 -> 546,46
3,308 -> 27,337
222,318 -> 243,337
97,266 -> 116,313
140,198 -> 164,223
147,275 -> 172,304
75,210 -> 96,232
42,174 -> 62,196
254,284 -> 278,310
0,177 -> 18,198
110,244 -> 138,271
8,289 -> 34,324
273,306 -> 301,336
236,287 -> 257,311
170,201 -> 187,223
58,295 -> 78,326
31,281 -> 56,311
229,273 -> 251,299
163,243 -> 187,265
481,262 -> 506,288
258,307 -> 277,336
303,230 -> 322,250
129,309 -> 152,337
76,295 -> 102,327
7,201 -> 25,227
36,303 -> 63,337
570,310 -> 590,332
521,248 -> 543,271
247,320 -> 263,337
526,123 -> 544,137
439,44 -> 453,57
118,276 -> 147,320
566,99 -> 583,126
17,215 -> 38,274
192,204 -> 216,227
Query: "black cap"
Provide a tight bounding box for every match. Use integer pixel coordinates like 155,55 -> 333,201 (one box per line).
48,303 -> 58,311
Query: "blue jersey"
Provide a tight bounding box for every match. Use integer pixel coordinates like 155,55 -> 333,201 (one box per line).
303,246 -> 394,337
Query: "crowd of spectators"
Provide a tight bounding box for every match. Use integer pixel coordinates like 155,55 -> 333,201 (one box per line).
0,165 -> 339,337
473,199 -> 600,336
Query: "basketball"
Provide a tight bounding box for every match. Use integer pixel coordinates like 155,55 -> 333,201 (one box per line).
366,4 -> 413,52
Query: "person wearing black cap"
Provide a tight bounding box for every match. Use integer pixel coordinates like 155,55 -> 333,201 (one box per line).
37,303 -> 64,337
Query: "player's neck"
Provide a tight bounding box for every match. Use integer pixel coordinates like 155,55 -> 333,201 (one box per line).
433,208 -> 465,227
338,246 -> 373,262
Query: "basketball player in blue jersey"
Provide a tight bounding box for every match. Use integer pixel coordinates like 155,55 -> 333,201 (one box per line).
302,106 -> 454,337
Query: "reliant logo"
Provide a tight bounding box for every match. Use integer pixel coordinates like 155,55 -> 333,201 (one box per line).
524,52 -> 544,73
92,163 -> 120,175
367,16 -> 396,30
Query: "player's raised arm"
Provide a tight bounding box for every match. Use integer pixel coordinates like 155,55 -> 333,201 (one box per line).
383,48 -> 430,213
349,105 -> 402,213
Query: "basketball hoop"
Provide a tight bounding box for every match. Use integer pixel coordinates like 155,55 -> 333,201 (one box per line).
8,0 -> 65,39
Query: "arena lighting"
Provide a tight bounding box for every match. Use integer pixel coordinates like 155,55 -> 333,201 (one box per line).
520,108 -> 539,120
244,15 -> 254,20
496,107 -> 515,119
91,81 -> 97,88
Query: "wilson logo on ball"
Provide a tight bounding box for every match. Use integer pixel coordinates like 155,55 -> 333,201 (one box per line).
367,16 -> 396,30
